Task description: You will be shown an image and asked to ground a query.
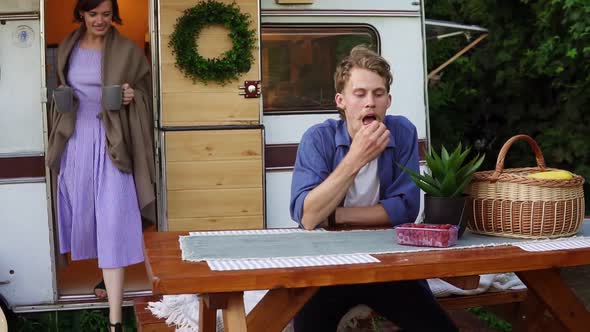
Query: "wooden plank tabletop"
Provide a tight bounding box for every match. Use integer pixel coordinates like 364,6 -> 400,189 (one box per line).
144,231 -> 590,295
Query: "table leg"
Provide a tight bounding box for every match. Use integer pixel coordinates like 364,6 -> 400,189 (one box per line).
517,268 -> 590,332
199,296 -> 218,332
247,287 -> 318,332
222,292 -> 247,332
201,292 -> 247,332
509,290 -> 566,332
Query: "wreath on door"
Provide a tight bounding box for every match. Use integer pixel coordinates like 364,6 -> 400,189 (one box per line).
168,0 -> 256,85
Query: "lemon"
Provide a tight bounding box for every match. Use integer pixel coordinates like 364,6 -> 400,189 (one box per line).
527,170 -> 573,180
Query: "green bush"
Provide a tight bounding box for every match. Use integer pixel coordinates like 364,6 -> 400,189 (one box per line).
425,0 -> 590,213
468,307 -> 512,332
9,307 -> 137,331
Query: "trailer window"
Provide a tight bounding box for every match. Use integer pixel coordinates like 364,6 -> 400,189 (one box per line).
261,26 -> 379,115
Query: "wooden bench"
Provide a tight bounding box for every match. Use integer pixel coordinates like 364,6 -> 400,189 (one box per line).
134,288 -> 529,332
437,275 -> 527,310
439,288 -> 527,309
134,296 -> 175,332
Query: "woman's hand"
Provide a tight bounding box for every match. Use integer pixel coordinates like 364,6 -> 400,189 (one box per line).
122,83 -> 134,105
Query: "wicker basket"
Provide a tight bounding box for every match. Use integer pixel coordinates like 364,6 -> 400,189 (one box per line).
468,134 -> 585,239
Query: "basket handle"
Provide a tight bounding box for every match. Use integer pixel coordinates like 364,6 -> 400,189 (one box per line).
490,134 -> 546,181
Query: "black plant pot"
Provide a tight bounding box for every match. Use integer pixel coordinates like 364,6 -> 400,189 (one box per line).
424,195 -> 470,238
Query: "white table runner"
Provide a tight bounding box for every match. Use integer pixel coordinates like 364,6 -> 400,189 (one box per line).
183,221 -> 590,271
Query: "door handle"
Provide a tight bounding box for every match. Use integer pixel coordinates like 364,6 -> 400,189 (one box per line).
0,280 -> 9,286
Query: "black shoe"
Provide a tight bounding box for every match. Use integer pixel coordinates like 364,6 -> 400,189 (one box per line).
109,322 -> 123,332
94,279 -> 107,299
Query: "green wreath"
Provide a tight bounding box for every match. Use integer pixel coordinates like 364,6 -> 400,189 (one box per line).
169,0 -> 256,85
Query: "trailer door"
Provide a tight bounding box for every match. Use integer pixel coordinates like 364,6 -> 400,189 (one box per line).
0,5 -> 55,307
158,0 -> 264,231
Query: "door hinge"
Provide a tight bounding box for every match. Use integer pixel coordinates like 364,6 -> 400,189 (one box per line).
238,80 -> 261,98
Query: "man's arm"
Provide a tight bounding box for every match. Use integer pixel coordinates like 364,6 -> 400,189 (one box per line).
296,121 -> 390,230
334,204 -> 391,227
299,157 -> 359,229
334,118 -> 421,227
378,120 -> 421,225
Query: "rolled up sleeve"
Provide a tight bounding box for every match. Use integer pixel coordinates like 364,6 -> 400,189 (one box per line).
290,128 -> 333,226
379,125 -> 420,226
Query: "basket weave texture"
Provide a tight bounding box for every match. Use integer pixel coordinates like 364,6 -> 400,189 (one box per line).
468,135 -> 585,239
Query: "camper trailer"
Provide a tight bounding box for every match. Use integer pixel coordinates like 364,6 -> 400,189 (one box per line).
0,0 -> 485,313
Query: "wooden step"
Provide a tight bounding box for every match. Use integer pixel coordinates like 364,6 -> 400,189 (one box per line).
438,289 -> 527,310
133,296 -> 175,332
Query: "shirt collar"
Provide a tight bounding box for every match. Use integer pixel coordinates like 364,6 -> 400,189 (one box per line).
335,120 -> 396,148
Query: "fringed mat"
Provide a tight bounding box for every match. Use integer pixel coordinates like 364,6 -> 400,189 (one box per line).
180,220 -> 590,263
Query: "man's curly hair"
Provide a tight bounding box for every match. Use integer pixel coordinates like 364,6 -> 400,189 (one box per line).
334,45 -> 393,118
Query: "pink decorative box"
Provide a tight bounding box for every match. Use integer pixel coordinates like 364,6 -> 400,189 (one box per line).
395,223 -> 459,248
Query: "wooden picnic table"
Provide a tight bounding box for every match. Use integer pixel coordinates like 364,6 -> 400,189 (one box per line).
144,231 -> 590,332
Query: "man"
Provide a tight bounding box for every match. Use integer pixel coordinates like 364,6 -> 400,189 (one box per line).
290,46 -> 458,332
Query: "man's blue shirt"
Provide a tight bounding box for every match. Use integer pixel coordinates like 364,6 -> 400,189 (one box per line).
290,115 -> 420,227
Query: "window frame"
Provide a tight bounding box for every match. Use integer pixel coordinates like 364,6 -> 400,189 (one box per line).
261,23 -> 381,116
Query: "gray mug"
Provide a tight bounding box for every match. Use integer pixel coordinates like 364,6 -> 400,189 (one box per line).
102,85 -> 123,111
53,86 -> 73,113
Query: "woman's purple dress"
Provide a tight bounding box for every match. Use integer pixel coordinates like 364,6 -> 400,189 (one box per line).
57,45 -> 144,269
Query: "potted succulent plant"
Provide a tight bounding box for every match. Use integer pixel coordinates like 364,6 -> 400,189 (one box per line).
399,143 -> 485,237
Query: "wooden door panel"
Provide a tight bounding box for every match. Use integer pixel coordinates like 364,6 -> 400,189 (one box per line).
162,91 -> 259,126
159,0 -> 260,126
167,188 -> 263,219
167,160 -> 262,190
166,130 -> 262,162
165,129 -> 263,230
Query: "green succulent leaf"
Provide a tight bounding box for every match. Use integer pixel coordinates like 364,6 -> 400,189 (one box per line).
447,144 -> 471,173
441,146 -> 450,168
451,176 -> 474,197
411,174 -> 444,196
440,171 -> 458,196
425,148 -> 445,181
457,154 -> 485,180
398,164 -> 441,196
399,144 -> 485,197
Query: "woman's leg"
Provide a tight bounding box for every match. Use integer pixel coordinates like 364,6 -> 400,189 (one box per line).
103,267 -> 124,331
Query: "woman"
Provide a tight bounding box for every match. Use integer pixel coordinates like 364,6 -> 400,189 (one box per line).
46,1 -> 155,331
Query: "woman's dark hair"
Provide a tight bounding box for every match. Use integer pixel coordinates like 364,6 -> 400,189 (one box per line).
73,0 -> 123,24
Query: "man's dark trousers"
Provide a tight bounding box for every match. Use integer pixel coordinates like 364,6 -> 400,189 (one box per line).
294,280 -> 458,332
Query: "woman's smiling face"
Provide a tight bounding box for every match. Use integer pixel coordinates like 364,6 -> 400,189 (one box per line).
335,68 -> 392,139
80,0 -> 113,38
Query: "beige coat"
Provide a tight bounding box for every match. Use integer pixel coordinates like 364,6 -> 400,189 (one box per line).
47,26 -> 156,222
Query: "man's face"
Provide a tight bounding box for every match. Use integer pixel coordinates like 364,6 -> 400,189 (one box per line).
335,68 -> 391,139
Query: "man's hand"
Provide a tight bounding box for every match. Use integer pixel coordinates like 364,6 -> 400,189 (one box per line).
346,121 -> 390,170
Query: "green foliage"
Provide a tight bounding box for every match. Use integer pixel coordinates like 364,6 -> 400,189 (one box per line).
169,0 -> 256,85
400,143 -> 485,197
9,307 -> 136,331
79,310 -> 109,331
425,0 -> 590,212
468,307 -> 512,332
371,317 -> 382,332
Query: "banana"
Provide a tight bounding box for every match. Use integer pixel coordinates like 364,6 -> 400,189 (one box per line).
527,170 -> 574,180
